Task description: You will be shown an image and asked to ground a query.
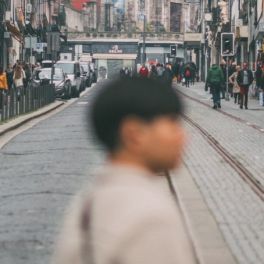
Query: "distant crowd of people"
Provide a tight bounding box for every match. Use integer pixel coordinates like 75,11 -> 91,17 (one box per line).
135,61 -> 198,88
0,61 -> 44,110
0,61 -> 38,93
206,61 -> 263,110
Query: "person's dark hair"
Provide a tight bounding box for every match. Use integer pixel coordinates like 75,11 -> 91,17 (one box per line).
0,67 -> 3,75
90,77 -> 183,151
151,65 -> 156,71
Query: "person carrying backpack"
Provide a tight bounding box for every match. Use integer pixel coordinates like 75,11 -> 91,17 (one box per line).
207,64 -> 224,109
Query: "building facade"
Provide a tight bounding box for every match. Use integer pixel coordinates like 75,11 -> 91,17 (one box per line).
70,0 -> 186,33
197,0 -> 264,76
0,0 -> 66,69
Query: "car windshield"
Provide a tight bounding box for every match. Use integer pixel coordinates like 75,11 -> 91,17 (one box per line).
36,68 -> 63,80
55,63 -> 74,74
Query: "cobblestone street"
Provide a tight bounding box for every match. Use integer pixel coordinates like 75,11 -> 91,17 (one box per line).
0,81 -> 263,264
176,82 -> 264,264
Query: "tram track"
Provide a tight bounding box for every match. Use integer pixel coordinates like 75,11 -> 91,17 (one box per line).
182,113 -> 264,201
177,89 -> 264,134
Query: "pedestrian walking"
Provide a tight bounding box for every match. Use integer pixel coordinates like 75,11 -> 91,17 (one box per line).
5,64 -> 14,91
13,64 -> 26,101
120,67 -> 131,79
260,66 -> 264,106
161,63 -> 174,86
184,65 -> 191,87
190,63 -> 197,85
149,64 -> 158,80
255,64 -> 262,91
206,64 -> 224,109
139,64 -> 149,78
229,65 -> 241,104
156,63 -> 165,80
172,62 -> 180,81
0,66 -> 8,109
52,77 -> 197,264
120,67 -> 126,78
237,63 -> 253,109
220,61 -> 226,99
24,63 -> 32,88
228,62 -> 236,97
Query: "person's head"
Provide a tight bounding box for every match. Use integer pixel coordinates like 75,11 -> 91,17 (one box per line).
0,66 -> 3,75
243,62 -> 248,70
236,65 -> 241,72
90,77 -> 185,173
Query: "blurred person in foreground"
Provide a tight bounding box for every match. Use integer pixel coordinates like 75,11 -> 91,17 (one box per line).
52,77 -> 196,264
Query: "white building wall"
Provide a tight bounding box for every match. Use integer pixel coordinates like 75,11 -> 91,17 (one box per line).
65,6 -> 84,31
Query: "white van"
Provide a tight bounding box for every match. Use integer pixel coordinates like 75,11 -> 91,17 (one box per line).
55,61 -> 82,97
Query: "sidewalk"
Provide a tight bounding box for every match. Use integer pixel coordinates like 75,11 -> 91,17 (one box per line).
171,81 -> 264,264
176,81 -> 264,129
169,167 -> 237,264
0,100 -> 64,137
0,84 -> 97,138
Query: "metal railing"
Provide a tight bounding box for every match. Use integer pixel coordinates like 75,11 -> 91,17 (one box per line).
67,31 -> 184,42
0,82 -> 56,123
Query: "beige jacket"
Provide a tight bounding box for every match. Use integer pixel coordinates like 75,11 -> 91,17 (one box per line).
13,69 -> 25,88
52,164 -> 197,264
229,72 -> 240,93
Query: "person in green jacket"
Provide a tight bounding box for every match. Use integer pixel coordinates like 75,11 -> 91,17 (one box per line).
206,64 -> 225,109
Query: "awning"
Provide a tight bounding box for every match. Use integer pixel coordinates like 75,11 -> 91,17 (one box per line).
5,21 -> 23,42
92,53 -> 137,60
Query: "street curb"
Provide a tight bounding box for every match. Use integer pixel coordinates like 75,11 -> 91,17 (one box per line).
0,101 -> 65,137
168,166 -> 238,264
0,82 -> 97,138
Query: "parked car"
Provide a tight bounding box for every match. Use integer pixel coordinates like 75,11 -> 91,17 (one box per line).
32,67 -> 72,99
54,61 -> 82,97
80,61 -> 92,87
41,60 -> 53,68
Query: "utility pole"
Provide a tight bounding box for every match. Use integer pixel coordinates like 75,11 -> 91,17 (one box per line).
142,13 -> 146,64
139,0 -> 146,65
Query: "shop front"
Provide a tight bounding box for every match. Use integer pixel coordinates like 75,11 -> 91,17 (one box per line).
90,40 -> 138,79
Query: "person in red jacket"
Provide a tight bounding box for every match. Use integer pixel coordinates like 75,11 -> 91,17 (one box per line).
139,64 -> 149,78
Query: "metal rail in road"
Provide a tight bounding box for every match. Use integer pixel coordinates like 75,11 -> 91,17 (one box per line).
182,113 -> 264,201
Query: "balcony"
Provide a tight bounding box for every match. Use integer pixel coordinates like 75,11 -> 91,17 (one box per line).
67,31 -> 184,42
255,21 -> 264,40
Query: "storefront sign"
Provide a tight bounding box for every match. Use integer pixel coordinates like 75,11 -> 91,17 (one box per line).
92,43 -> 137,54
109,45 -> 123,54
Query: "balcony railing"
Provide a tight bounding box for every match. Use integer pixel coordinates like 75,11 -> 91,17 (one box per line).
67,31 -> 184,42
